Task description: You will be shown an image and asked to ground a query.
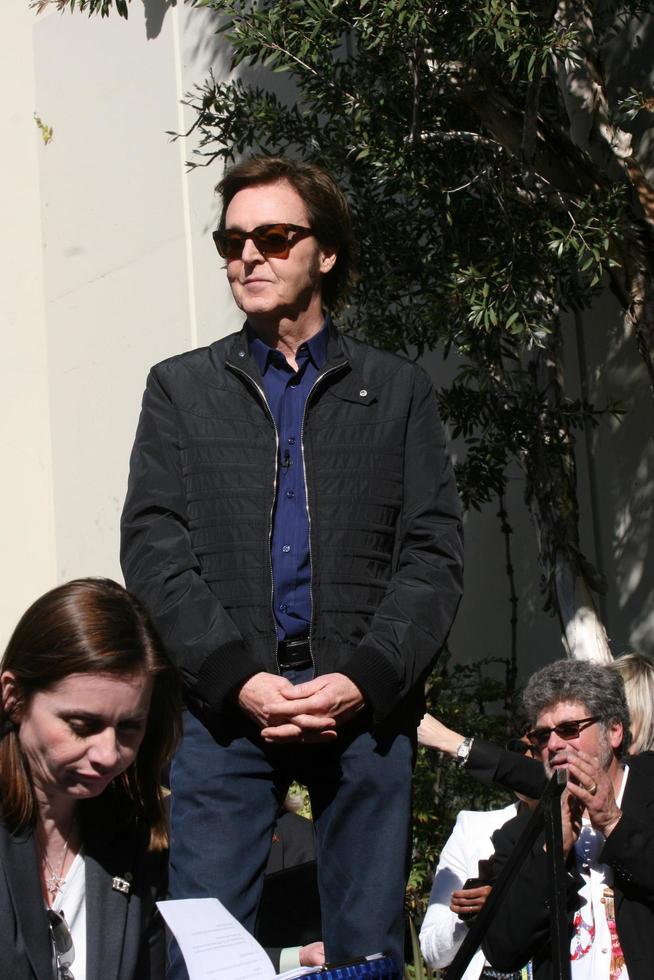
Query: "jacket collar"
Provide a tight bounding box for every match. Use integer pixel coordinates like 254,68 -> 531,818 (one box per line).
0,821 -> 54,980
247,319 -> 329,376
226,316 -> 344,361
224,319 -> 378,405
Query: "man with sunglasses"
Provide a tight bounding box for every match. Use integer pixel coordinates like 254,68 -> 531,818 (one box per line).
483,659 -> 654,980
121,155 -> 463,976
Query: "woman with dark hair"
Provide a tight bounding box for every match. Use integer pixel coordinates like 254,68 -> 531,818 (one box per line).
0,577 -> 182,980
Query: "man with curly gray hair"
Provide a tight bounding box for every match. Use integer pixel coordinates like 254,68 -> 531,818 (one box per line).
523,658 -> 632,769
483,658 -> 654,980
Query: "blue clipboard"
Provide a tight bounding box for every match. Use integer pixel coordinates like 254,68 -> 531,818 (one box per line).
299,955 -> 399,979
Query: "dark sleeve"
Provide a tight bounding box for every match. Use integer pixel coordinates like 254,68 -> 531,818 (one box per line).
466,740 -> 548,799
265,947 -> 282,971
341,368 -> 464,721
600,765 -> 654,899
121,367 -> 263,716
481,813 -> 578,973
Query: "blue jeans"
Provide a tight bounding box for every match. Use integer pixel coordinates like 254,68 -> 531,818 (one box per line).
167,672 -> 413,977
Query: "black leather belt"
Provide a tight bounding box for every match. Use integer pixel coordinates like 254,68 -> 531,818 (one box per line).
277,636 -> 312,669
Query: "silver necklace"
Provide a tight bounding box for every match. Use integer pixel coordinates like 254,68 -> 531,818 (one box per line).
41,822 -> 76,901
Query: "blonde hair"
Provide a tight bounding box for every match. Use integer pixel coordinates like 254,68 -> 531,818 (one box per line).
611,652 -> 654,754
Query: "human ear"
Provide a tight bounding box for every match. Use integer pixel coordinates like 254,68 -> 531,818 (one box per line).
0,671 -> 23,722
318,247 -> 337,274
608,719 -> 624,751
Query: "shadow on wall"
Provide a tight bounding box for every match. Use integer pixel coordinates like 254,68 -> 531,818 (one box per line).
144,0 -> 175,40
586,290 -> 654,655
604,12 -> 654,181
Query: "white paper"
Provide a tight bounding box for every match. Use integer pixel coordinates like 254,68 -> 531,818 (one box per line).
158,897 -> 386,980
157,897 -> 279,980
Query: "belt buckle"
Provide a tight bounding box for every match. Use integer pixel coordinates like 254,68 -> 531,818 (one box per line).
277,636 -> 310,669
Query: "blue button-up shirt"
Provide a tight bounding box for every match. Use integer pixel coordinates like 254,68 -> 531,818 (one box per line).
249,323 -> 328,639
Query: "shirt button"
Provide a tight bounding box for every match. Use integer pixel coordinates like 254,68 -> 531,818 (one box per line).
282,545 -> 291,553
238,350 -> 246,358
279,602 -> 288,612
286,490 -> 295,499
287,437 -> 295,445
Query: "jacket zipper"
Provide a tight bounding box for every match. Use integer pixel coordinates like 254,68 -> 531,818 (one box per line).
227,362 -> 280,671
300,361 -> 348,673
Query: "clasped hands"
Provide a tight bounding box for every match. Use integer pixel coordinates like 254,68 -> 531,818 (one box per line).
237,671 -> 366,743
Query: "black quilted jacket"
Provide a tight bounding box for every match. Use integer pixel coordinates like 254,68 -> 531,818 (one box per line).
121,323 -> 463,726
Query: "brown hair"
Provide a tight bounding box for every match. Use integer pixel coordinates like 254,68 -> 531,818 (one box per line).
0,578 -> 181,849
217,155 -> 355,312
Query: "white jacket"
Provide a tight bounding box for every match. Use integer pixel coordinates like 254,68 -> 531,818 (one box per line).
419,803 -> 518,980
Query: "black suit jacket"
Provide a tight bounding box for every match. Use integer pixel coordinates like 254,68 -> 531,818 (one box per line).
482,752 -> 654,979
256,810 -> 321,971
0,802 -> 166,980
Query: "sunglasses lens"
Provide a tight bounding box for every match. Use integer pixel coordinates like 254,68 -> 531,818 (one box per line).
216,234 -> 245,260
253,228 -> 290,256
48,910 -> 75,970
557,722 -> 580,740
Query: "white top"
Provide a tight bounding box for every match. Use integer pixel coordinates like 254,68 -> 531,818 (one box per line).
570,766 -> 629,980
52,851 -> 86,980
420,803 -> 519,980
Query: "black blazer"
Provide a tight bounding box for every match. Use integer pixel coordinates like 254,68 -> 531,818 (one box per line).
465,738 -> 547,799
0,803 -> 166,980
482,752 -> 654,980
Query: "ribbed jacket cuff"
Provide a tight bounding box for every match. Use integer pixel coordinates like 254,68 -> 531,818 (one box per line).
194,641 -> 259,717
338,645 -> 401,723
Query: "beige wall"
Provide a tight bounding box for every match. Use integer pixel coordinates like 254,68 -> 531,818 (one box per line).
0,1 -> 56,645
0,2 -> 240,646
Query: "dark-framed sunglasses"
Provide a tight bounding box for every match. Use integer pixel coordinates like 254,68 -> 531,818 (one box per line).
212,223 -> 314,260
525,715 -> 599,750
48,908 -> 75,979
505,737 -> 536,757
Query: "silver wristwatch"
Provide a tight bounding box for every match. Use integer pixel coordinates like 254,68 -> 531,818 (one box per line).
456,736 -> 474,768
